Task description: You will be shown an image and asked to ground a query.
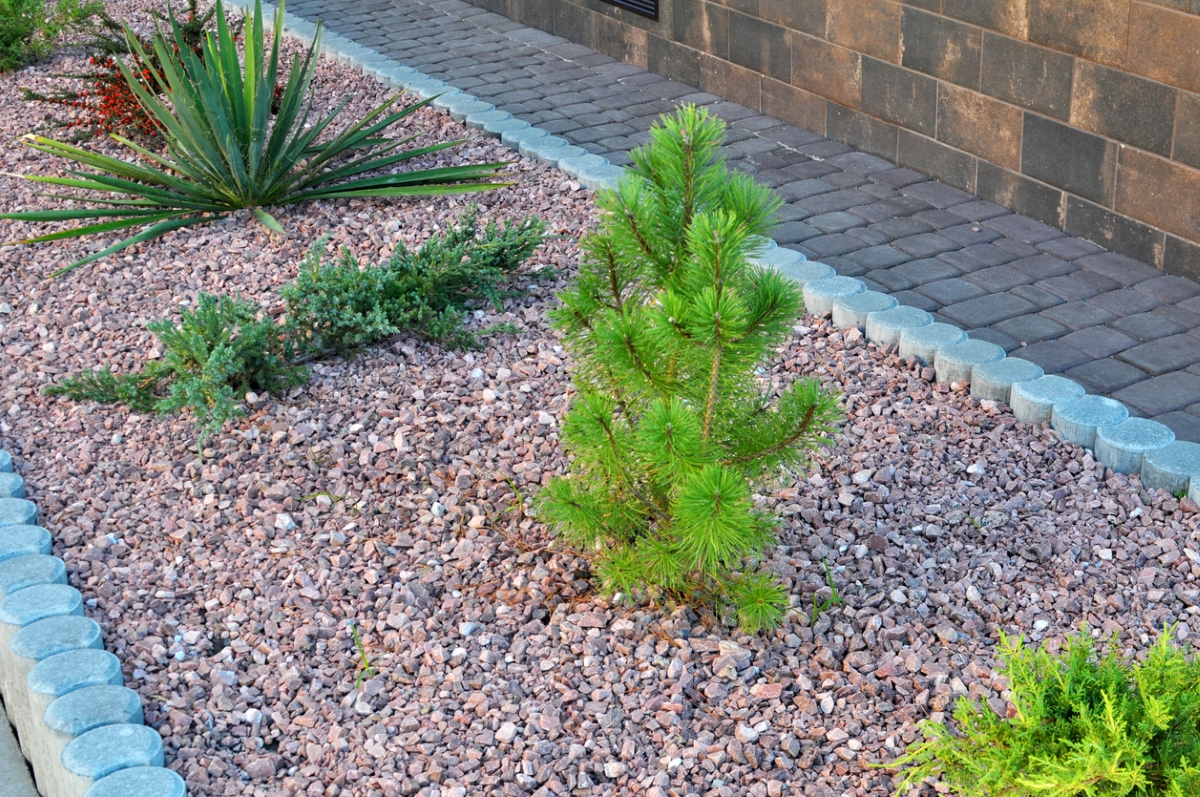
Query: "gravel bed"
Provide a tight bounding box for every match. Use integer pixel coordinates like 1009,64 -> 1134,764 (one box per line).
3,8 -> 1200,797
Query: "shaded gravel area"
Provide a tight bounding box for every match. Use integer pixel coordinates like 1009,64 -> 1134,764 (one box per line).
3,11 -> 1200,797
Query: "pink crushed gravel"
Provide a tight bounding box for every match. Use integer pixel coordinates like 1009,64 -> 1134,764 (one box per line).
2,7 -> 1199,796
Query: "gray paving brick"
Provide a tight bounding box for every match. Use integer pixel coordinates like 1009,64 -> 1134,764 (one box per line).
869,268 -> 917,292
941,293 -> 1038,326
841,245 -> 909,270
825,172 -> 871,189
764,126 -> 827,148
1112,372 -> 1200,416
893,233 -> 958,258
1009,341 -> 1090,373
1117,334 -> 1200,376
771,221 -> 821,244
995,238 -> 1042,258
798,189 -> 876,214
891,258 -> 962,285
902,181 -> 974,208
939,245 -> 1016,271
967,327 -> 1021,351
1154,411 -> 1200,443
966,266 -> 1036,292
808,211 -> 868,234
1059,325 -> 1139,358
1010,284 -> 1066,310
825,151 -> 896,175
891,290 -> 943,313
1155,305 -> 1200,328
1008,254 -> 1076,280
846,227 -> 892,247
849,202 -> 901,224
825,256 -> 868,277
941,223 -> 1003,247
1135,275 -> 1200,304
805,234 -> 869,257
800,140 -> 855,158
1089,288 -> 1164,317
1042,301 -> 1118,330
870,217 -> 934,239
1066,358 -> 1150,394
1110,312 -> 1187,342
1076,252 -> 1163,286
778,179 -> 838,201
917,278 -> 989,305
913,209 -> 970,230
949,201 -> 1012,222
870,167 -> 929,189
993,314 -> 1071,345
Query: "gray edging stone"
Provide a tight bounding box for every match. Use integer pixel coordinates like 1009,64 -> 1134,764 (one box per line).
0,497 -> 38,527
832,291 -> 897,332
0,472 -> 25,498
1141,441 -> 1200,495
558,154 -> 609,179
1010,375 -> 1086,425
804,276 -> 865,317
483,118 -> 529,138
62,724 -> 164,780
45,685 -> 143,737
866,305 -> 933,348
0,584 -> 83,627
1094,418 -> 1176,475
0,554 -> 67,599
899,322 -> 966,366
84,767 -> 187,797
970,358 -> 1044,403
778,261 -> 835,288
1051,395 -> 1130,450
934,339 -> 1005,385
502,126 -> 548,147
464,109 -> 511,130
0,525 -> 52,563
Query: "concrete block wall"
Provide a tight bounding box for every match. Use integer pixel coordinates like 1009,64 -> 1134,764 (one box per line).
468,0 -> 1200,282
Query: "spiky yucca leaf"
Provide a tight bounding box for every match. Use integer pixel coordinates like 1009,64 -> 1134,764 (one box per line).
1,0 -> 510,275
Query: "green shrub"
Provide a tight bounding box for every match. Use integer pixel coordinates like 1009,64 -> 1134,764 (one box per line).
1,0 -> 511,275
284,206 -> 546,350
0,0 -> 102,72
48,208 -> 545,448
538,106 -> 842,634
47,293 -> 308,448
892,628 -> 1200,797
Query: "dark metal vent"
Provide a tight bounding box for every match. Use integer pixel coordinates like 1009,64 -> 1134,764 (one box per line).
598,0 -> 658,20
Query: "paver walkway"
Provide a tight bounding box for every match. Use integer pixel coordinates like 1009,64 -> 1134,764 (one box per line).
289,0 -> 1200,443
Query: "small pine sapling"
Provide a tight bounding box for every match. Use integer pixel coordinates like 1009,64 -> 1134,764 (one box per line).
540,105 -> 842,634
890,627 -> 1200,796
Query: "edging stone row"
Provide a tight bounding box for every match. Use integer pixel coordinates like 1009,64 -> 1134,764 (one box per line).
252,2 -> 1200,502
0,450 -> 186,797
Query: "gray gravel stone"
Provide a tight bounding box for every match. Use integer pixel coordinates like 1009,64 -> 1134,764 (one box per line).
1010,375 -> 1087,425
61,724 -> 164,779
0,497 -> 37,527
934,339 -> 1006,384
0,554 -> 66,599
1094,418 -> 1176,475
27,648 -> 124,698
45,684 -> 144,737
804,276 -> 866,317
1051,394 -> 1130,450
0,472 -> 22,498
0,583 -> 82,627
10,615 -> 103,661
898,322 -> 967,366
970,357 -> 1045,403
83,766 -> 187,797
866,305 -> 933,348
1140,441 -> 1200,495
832,291 -> 897,331
0,525 -> 51,563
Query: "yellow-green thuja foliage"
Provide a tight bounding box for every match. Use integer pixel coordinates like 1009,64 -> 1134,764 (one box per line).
892,628 -> 1200,796
540,105 -> 841,633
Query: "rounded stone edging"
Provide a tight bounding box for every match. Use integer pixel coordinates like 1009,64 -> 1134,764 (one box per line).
0,456 -> 184,797
240,0 -> 1200,503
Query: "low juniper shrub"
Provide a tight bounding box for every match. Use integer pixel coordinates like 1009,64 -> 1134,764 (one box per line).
538,105 -> 842,634
891,627 -> 1200,796
48,207 -> 546,450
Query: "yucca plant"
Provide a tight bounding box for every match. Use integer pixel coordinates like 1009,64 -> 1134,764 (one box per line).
0,0 -> 511,275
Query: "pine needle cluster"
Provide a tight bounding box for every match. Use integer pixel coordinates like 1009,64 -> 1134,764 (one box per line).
892,628 -> 1200,796
540,105 -> 842,634
48,207 -> 545,449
